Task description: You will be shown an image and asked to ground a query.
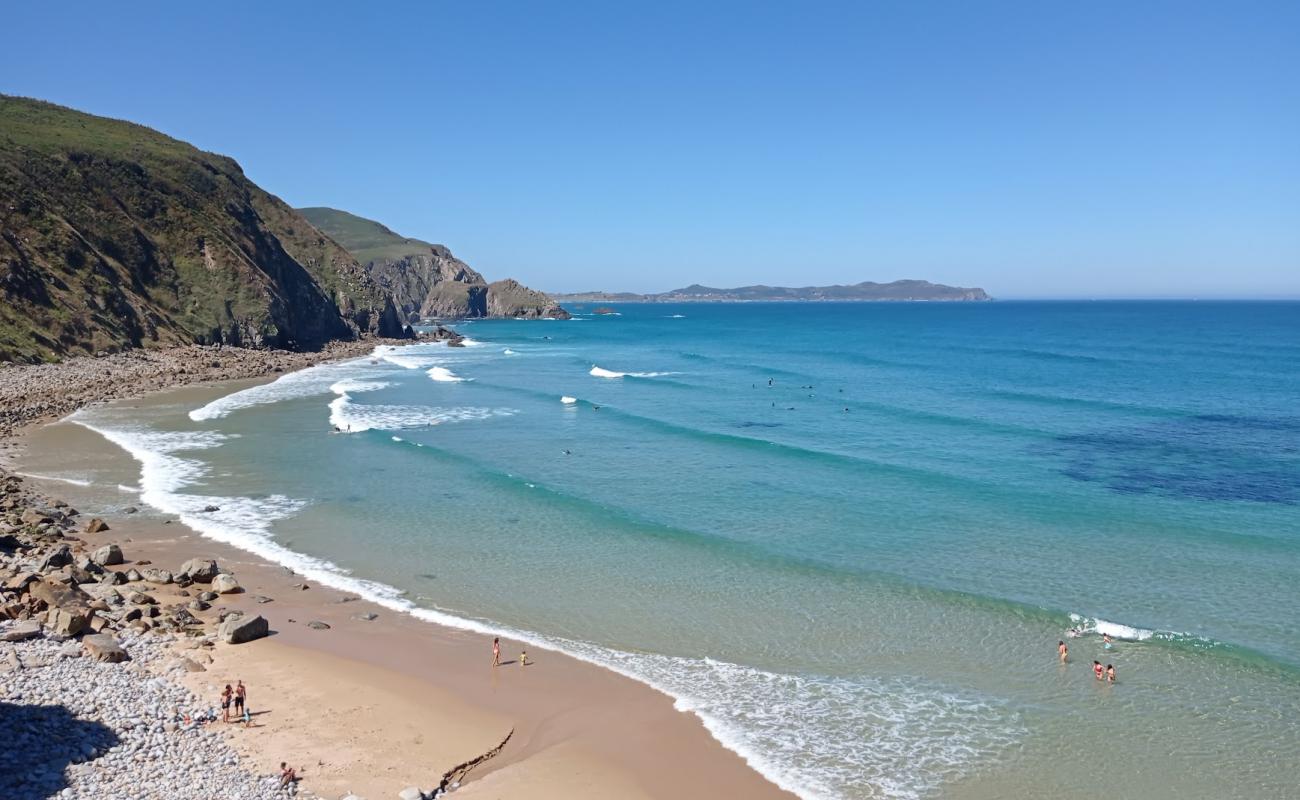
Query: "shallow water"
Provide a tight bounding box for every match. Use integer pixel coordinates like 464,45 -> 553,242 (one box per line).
52,302 -> 1300,799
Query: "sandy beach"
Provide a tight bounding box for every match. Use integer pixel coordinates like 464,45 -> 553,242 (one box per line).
4,371 -> 794,800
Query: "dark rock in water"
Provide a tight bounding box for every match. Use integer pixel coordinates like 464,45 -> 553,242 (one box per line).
123,506 -> 139,514
219,613 -> 269,644
306,620 -> 331,630
82,633 -> 129,662
200,505 -> 220,513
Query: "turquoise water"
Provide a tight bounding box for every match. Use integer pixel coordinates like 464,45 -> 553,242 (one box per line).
67,302 -> 1300,799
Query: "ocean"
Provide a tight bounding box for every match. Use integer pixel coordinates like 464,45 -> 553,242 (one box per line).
57,301 -> 1300,799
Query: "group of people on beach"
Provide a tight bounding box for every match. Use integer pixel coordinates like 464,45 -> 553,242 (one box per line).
219,679 -> 250,725
1057,633 -> 1117,683
491,636 -> 529,667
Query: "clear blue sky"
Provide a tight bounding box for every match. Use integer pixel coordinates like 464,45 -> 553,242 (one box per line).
3,1 -> 1297,297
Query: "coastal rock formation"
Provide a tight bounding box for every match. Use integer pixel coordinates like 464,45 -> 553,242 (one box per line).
218,613 -> 268,644
0,95 -> 412,363
298,206 -> 570,321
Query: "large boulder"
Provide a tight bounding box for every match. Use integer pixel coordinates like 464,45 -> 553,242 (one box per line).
47,607 -> 90,636
37,546 -> 73,571
28,578 -> 91,612
90,544 -> 124,566
218,613 -> 268,644
20,508 -> 51,526
81,633 -> 129,662
211,574 -> 242,594
179,558 -> 219,583
83,518 -> 110,533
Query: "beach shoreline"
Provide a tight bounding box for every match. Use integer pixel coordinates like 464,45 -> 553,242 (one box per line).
2,347 -> 795,800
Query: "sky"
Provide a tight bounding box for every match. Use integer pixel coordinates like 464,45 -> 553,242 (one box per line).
2,1 -> 1297,298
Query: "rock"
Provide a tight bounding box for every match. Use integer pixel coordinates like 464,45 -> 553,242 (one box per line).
2,571 -> 39,593
38,545 -> 73,570
100,570 -> 128,586
179,558 -> 219,583
126,591 -> 157,605
83,517 -> 110,533
125,568 -> 143,582
352,612 -> 378,622
28,577 -> 91,612
82,633 -> 129,662
211,573 -> 242,594
20,508 -> 51,525
399,788 -> 424,800
198,591 -> 218,602
187,599 -> 210,612
306,620 -> 331,630
142,568 -> 174,584
0,619 -> 42,641
179,657 -> 206,672
251,595 -> 273,604
123,506 -> 139,514
47,607 -> 89,636
58,641 -> 82,659
90,543 -> 124,565
218,614 -> 269,644
201,505 -> 220,513
88,614 -> 110,633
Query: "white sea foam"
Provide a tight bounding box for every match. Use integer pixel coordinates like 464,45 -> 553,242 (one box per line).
561,396 -> 578,404
426,367 -> 467,383
666,314 -> 686,318
503,349 -> 517,355
16,471 -> 93,487
1068,613 -> 1156,641
117,484 -> 141,494
328,380 -> 510,433
590,365 -> 680,379
188,358 -> 386,421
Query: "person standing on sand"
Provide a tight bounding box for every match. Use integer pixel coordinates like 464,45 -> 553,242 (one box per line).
520,650 -> 529,667
492,637 -> 501,667
1058,640 -> 1068,663
220,685 -> 233,723
234,680 -> 246,717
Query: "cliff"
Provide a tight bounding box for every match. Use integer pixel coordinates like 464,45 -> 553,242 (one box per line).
0,96 -> 410,363
297,207 -> 569,321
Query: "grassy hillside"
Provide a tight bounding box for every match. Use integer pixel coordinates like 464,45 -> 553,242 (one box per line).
298,207 -> 440,265
0,96 -> 404,362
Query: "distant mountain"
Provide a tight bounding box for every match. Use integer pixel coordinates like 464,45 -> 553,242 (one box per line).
552,280 -> 990,303
0,95 -> 409,362
298,207 -> 569,321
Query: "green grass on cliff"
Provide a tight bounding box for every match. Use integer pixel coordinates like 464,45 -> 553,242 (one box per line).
297,206 -> 438,265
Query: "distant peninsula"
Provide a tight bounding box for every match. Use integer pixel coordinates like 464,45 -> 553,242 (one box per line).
551,280 -> 990,303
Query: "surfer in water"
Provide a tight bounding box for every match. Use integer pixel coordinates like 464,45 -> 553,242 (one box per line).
1058,640 -> 1068,663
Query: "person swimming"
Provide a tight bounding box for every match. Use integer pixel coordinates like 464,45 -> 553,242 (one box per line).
1093,661 -> 1104,680
1102,632 -> 1113,649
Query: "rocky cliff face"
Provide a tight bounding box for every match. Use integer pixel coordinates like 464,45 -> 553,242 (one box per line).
0,96 -> 410,363
297,207 -> 569,322
486,279 -> 571,318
